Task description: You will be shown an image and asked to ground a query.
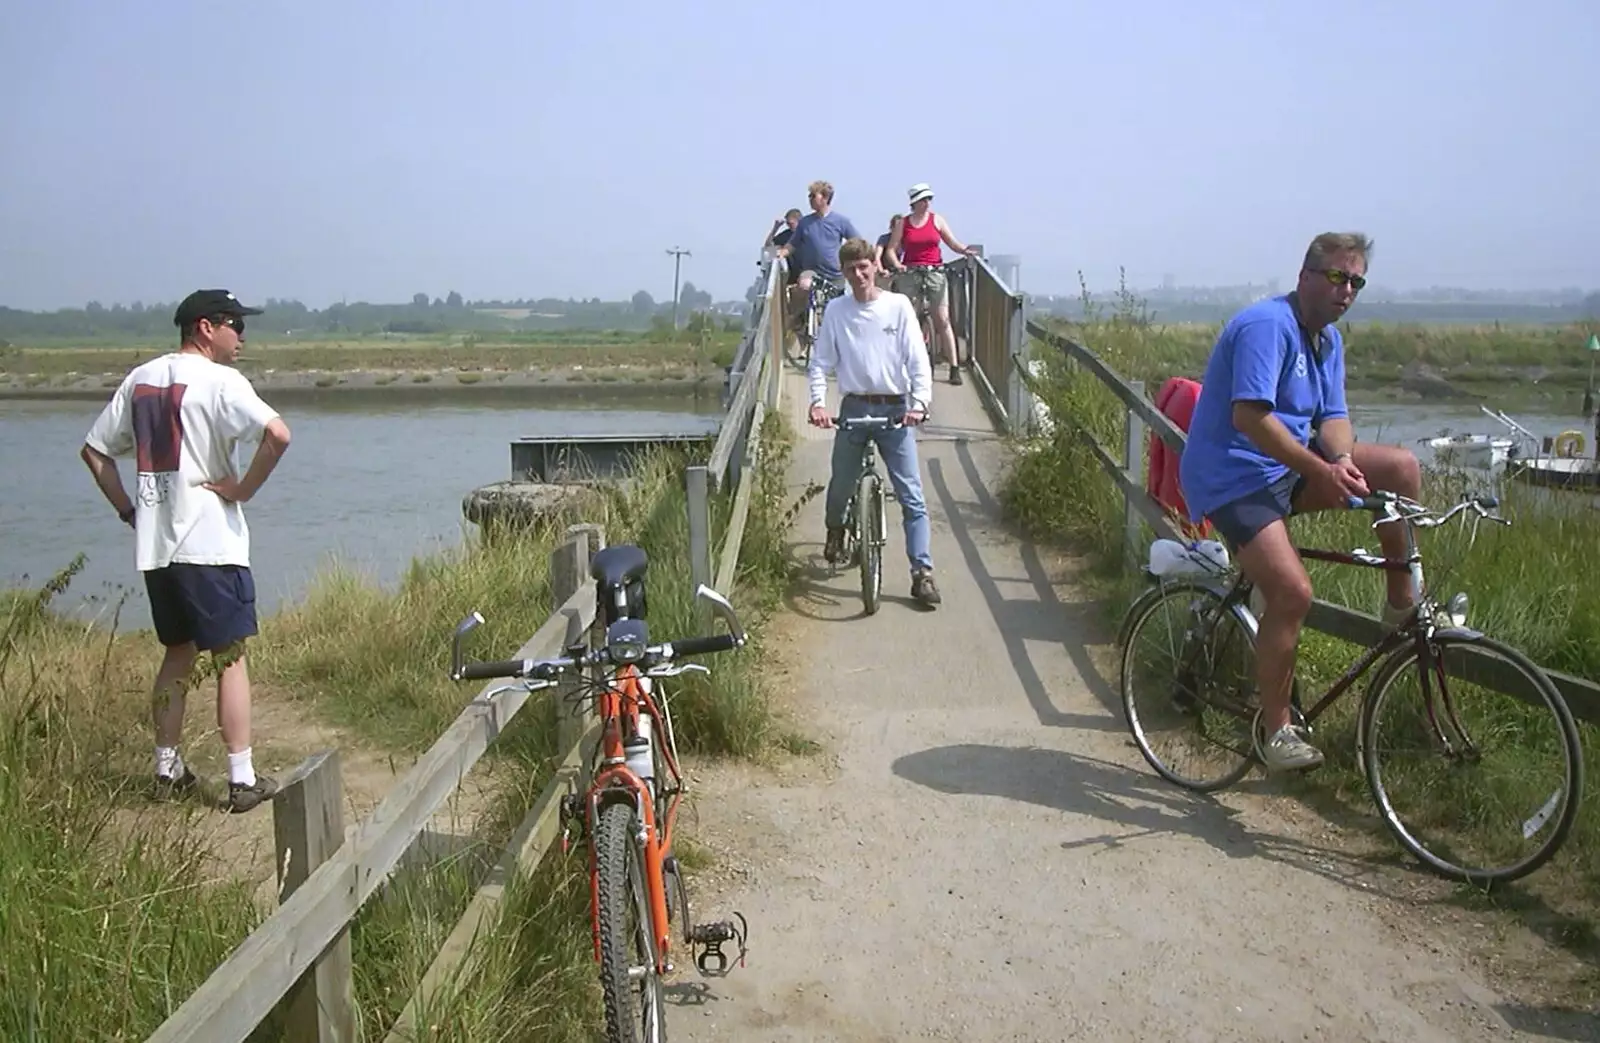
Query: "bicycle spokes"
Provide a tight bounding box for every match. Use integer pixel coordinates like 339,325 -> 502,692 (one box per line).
1362,634 -> 1582,884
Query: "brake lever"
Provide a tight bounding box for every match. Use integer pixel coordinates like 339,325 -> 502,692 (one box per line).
647,663 -> 711,679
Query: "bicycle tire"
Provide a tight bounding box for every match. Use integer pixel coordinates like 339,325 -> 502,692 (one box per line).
1360,632 -> 1584,886
858,470 -> 882,615
1121,581 -> 1278,791
595,802 -> 667,1043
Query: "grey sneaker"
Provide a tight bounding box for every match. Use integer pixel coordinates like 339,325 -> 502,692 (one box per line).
227,775 -> 279,814
1260,725 -> 1324,772
1381,601 -> 1414,630
911,568 -> 942,606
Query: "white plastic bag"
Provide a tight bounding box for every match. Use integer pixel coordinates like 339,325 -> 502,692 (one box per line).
1148,538 -> 1231,578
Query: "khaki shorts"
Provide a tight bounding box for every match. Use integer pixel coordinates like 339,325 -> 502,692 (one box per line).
893,266 -> 947,314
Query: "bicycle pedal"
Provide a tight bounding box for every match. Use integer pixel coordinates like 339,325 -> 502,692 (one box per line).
687,912 -> 749,976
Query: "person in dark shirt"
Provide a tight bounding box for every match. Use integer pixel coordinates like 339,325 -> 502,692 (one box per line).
875,214 -> 905,289
763,208 -> 804,285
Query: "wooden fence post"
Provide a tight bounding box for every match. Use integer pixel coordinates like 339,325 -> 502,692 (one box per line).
1124,379 -> 1147,571
551,525 -> 601,754
271,750 -> 355,1042
686,466 -> 712,622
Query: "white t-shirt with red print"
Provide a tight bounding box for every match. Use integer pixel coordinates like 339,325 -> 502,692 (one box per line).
85,352 -> 281,572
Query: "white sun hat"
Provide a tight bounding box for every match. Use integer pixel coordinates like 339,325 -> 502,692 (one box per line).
907,183 -> 934,204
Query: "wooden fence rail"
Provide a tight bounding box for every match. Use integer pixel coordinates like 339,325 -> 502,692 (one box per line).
1021,318 -> 1600,727
148,261 -> 788,1043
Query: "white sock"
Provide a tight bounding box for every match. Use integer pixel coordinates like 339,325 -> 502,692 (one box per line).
155,746 -> 183,779
227,748 -> 256,787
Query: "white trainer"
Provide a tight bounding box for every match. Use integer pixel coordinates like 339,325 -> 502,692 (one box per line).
1261,724 -> 1324,772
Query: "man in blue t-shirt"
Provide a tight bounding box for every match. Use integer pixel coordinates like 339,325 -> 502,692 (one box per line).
776,180 -> 862,326
1178,232 -> 1421,773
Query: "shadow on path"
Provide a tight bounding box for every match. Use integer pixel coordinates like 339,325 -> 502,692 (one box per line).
924,445 -> 1122,733
892,742 -> 1443,903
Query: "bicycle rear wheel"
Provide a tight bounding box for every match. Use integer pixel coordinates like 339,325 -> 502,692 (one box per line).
1360,632 -> 1583,885
595,802 -> 667,1043
1121,581 -> 1276,791
858,471 -> 882,615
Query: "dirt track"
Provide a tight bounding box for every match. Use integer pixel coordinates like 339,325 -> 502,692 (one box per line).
667,370 -> 1596,1043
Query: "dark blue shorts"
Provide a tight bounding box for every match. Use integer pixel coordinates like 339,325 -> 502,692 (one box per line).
1207,472 -> 1307,551
143,564 -> 258,652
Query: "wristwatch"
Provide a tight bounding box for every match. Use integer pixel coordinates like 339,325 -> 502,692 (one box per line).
1332,451 -> 1353,464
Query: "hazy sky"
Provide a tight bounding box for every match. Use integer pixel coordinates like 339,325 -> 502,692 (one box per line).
3,0 -> 1596,310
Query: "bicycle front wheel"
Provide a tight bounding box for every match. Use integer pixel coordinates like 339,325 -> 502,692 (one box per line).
595,803 -> 667,1043
858,471 -> 882,615
1361,632 -> 1584,885
1121,582 -> 1272,791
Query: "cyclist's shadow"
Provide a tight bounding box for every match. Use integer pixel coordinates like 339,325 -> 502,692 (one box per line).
782,538 -> 925,621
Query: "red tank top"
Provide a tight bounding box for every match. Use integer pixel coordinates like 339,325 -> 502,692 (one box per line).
900,212 -> 942,267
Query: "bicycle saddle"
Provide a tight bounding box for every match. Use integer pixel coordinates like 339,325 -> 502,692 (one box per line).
591,544 -> 648,589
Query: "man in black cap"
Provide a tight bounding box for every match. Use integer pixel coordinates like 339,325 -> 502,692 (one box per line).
80,289 -> 292,813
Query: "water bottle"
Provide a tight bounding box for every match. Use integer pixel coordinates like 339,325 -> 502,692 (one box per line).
624,715 -> 655,788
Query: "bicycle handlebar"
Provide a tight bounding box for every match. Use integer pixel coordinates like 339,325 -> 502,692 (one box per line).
448,582 -> 747,684
453,632 -> 742,684
1345,491 -> 1510,530
831,415 -> 910,430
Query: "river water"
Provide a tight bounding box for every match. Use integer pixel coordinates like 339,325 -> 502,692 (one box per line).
1,388 -> 722,632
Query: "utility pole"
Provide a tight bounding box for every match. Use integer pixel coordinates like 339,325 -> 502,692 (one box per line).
666,246 -> 691,330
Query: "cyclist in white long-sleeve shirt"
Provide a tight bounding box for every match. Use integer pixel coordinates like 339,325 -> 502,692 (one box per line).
807,237 -> 941,607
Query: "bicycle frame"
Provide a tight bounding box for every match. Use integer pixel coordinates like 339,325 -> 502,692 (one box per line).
806,278 -> 844,338
583,662 -> 684,973
1197,507 -> 1454,728
836,416 -> 898,549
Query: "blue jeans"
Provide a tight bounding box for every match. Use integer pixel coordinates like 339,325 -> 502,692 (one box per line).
825,396 -> 933,572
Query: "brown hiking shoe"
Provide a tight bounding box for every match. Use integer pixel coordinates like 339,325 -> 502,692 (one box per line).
911,569 -> 942,606
227,775 -> 279,814
823,527 -> 846,564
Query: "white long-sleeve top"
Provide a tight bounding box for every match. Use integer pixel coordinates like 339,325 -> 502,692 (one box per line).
806,290 -> 934,412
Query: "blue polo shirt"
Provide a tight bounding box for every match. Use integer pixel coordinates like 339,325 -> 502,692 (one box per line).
1178,295 -> 1348,522
788,209 -> 862,280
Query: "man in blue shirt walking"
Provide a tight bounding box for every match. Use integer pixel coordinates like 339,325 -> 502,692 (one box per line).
776,180 -> 862,329
1179,232 -> 1421,772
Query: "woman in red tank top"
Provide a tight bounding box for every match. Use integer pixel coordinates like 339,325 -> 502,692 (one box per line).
887,183 -> 978,385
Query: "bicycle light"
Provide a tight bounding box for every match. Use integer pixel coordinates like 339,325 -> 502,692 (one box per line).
1443,592 -> 1470,627
606,618 -> 649,665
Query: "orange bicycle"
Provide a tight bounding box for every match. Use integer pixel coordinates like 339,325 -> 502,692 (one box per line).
449,543 -> 750,1043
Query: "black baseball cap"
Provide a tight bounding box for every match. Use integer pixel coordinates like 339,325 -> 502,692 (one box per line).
173,289 -> 264,327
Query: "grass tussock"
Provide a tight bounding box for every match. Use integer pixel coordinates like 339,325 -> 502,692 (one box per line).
0,401 -> 800,1039
1001,276 -> 1600,970
0,558 -> 263,1041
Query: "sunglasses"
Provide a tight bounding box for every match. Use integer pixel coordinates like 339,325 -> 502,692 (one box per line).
1313,267 -> 1366,292
209,314 -> 246,334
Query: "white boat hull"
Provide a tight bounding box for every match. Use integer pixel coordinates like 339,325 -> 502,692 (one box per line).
1424,434 -> 1514,470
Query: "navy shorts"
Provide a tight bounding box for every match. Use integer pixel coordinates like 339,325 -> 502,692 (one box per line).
143,564 -> 258,652
1207,472 -> 1308,551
